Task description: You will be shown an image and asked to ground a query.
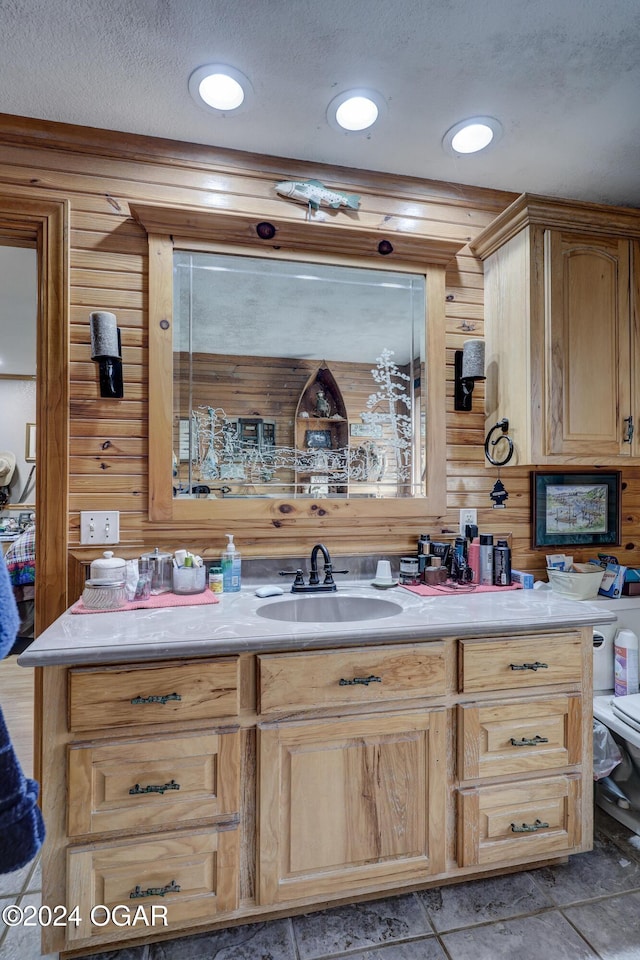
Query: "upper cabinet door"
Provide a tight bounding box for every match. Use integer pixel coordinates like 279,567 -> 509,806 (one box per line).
545,231 -> 632,458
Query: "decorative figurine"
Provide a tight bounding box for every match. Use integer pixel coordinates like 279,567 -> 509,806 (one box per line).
275,178 -> 361,212
315,388 -> 331,418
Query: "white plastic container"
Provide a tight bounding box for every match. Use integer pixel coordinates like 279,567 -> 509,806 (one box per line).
614,628 -> 640,698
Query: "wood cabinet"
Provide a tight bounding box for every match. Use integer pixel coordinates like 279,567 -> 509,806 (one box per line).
38,625 -> 593,955
258,709 -> 446,903
470,193 -> 640,464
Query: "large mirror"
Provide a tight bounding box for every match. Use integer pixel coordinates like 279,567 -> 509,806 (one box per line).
173,251 -> 426,500
133,203 -> 458,523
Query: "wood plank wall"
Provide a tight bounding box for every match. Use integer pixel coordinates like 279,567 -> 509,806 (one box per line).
1,113 -> 638,590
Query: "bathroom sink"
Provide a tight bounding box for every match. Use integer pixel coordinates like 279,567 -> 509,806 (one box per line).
256,594 -> 403,623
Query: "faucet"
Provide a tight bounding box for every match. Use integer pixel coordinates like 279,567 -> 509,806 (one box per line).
280,543 -> 348,593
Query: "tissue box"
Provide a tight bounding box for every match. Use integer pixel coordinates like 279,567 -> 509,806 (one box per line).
598,563 -> 627,599
511,569 -> 534,589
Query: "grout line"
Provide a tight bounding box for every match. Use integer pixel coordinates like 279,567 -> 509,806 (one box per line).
559,907 -> 607,960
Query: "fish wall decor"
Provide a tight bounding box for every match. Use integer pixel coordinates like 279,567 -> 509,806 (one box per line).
275,178 -> 361,211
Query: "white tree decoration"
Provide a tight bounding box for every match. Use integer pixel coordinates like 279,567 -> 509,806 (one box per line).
360,349 -> 412,481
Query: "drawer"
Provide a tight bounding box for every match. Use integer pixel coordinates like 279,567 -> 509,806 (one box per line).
66,826 -> 239,943
67,728 -> 240,837
457,774 -> 581,867
68,657 -> 240,732
458,632 -> 582,694
258,642 -> 446,714
458,694 -> 582,780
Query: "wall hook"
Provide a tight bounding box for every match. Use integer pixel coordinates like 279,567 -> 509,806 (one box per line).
484,418 -> 514,466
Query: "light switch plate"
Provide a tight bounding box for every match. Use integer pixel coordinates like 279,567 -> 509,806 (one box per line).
80,510 -> 120,545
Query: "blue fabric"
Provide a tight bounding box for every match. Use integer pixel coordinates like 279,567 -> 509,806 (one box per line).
0,552 -> 45,873
0,554 -> 19,658
0,705 -> 45,873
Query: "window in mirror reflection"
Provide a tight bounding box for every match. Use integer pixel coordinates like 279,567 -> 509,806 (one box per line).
173,251 -> 427,499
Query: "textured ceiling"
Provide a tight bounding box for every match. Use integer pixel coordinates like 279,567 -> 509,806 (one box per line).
1,0 -> 639,206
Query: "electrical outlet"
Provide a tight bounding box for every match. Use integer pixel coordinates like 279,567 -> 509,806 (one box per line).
80,510 -> 120,545
459,508 -> 478,536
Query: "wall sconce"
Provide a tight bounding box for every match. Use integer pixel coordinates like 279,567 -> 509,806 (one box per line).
454,338 -> 485,411
90,311 -> 124,398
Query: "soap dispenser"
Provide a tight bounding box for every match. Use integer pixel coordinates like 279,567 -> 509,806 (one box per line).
221,534 -> 242,592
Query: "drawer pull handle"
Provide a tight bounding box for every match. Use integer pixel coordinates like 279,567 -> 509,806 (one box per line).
510,735 -> 550,747
130,879 -> 181,899
510,819 -> 549,833
129,779 -> 181,796
509,661 -> 549,672
130,693 -> 182,705
339,675 -> 382,686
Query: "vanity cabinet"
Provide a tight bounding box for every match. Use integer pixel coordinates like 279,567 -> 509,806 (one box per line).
37,625 -> 593,957
470,193 -> 640,464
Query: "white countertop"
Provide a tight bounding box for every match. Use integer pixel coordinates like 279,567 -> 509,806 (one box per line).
18,582 -> 617,667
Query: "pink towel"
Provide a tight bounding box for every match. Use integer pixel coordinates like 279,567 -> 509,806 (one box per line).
402,582 -> 522,597
70,590 -> 220,614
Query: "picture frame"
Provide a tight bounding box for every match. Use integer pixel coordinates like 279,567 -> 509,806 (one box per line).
304,429 -> 332,450
25,422 -> 36,462
531,471 -> 621,548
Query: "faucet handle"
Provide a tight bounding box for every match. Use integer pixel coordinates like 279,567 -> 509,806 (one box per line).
331,569 -> 349,575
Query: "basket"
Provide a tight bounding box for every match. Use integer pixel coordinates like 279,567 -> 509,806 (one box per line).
546,567 -> 605,601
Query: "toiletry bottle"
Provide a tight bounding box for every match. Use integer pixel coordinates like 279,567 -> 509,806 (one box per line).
614,628 -> 639,697
478,534 -> 494,585
221,534 -> 242,592
208,564 -> 223,594
468,537 -> 480,584
493,539 -> 512,586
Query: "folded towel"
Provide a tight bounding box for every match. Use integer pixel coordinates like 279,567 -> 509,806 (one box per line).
0,706 -> 45,874
70,589 -> 220,614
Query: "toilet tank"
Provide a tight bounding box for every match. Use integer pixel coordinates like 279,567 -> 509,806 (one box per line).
593,596 -> 640,694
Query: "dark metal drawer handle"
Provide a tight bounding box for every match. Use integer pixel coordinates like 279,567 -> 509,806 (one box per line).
130,693 -> 182,705
339,675 -> 382,686
509,662 -> 549,671
129,779 -> 181,796
510,819 -> 549,833
130,880 -> 181,899
510,735 -> 550,747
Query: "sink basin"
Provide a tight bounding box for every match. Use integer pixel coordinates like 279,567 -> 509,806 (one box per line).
256,594 -> 403,623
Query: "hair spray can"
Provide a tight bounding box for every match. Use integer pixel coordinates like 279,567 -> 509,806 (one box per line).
479,534 -> 494,585
493,539 -> 512,586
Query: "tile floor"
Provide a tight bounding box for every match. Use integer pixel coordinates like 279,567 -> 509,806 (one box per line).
2,807 -> 640,960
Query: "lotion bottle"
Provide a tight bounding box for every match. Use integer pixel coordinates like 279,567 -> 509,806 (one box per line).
221,534 -> 242,593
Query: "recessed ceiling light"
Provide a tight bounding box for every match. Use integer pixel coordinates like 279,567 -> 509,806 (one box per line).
442,116 -> 503,156
188,64 -> 253,115
327,89 -> 387,133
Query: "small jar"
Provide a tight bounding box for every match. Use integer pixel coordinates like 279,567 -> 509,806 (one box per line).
399,556 -> 420,585
90,550 -> 126,582
82,578 -> 128,611
208,564 -> 223,594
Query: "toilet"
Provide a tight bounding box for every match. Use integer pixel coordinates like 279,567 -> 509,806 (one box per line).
593,595 -> 640,834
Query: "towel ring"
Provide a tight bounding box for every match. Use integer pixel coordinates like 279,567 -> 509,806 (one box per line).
484,418 -> 514,466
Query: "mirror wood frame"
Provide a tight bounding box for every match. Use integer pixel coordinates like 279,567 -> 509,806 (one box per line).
132,203 -> 463,525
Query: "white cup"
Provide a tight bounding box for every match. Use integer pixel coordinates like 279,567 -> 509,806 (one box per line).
375,559 -> 393,583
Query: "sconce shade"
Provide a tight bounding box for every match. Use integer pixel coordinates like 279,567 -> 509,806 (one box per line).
461,338 -> 485,381
90,311 -> 120,359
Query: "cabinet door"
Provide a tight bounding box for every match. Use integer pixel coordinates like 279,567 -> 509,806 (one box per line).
545,231 -> 631,457
258,709 -> 446,904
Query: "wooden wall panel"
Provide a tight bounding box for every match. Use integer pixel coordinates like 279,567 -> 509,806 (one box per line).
1,114 -> 639,586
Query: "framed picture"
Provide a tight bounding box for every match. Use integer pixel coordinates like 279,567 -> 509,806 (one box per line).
304,429 -> 332,449
531,471 -> 621,548
25,422 -> 36,462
